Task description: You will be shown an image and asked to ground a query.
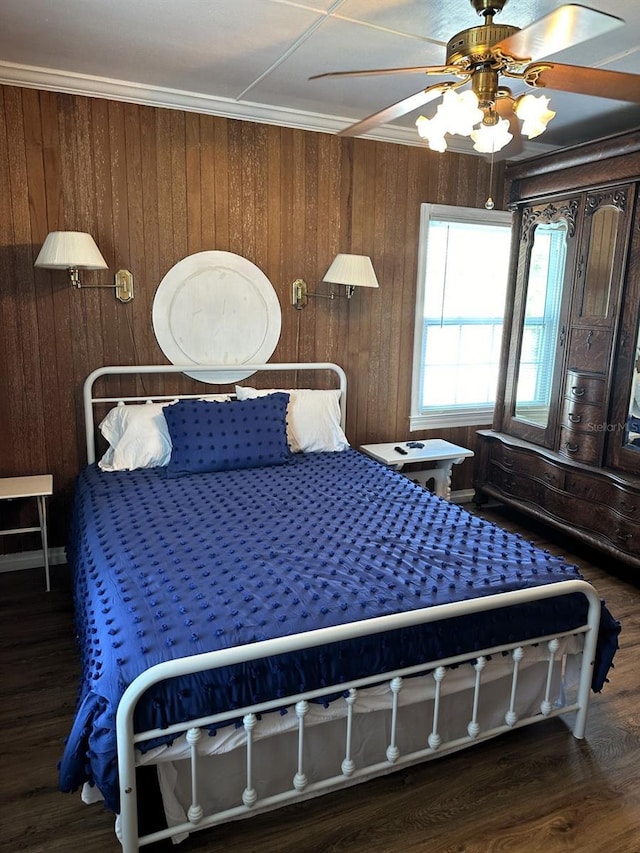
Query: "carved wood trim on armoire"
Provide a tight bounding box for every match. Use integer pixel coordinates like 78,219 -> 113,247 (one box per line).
474,130 -> 640,567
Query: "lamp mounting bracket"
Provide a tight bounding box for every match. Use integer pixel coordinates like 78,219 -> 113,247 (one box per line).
292,278 -> 338,310
70,267 -> 134,302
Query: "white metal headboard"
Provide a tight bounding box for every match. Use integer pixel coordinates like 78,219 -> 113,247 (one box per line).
83,363 -> 348,464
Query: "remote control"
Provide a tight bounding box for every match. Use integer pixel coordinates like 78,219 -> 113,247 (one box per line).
394,446 -> 408,455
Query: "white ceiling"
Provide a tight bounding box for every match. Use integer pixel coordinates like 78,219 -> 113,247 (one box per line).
0,0 -> 639,160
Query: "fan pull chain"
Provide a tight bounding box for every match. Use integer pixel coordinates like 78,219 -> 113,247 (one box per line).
485,146 -> 496,210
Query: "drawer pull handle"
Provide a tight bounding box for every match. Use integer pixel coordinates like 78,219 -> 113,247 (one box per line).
565,442 -> 580,454
568,413 -> 582,423
542,472 -> 553,482
571,386 -> 586,397
503,456 -> 514,468
616,531 -> 633,543
620,501 -> 635,514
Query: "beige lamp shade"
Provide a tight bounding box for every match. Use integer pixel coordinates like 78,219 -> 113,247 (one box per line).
322,254 -> 379,289
34,231 -> 108,270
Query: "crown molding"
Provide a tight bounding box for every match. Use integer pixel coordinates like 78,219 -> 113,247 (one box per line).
0,59 -> 553,159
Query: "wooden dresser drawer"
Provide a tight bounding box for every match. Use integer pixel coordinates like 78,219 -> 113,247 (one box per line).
524,475 -> 639,557
615,489 -> 640,520
560,398 -> 605,434
564,371 -> 605,406
543,489 -> 607,534
565,470 -> 615,504
605,518 -> 638,554
558,427 -> 603,465
490,443 -> 564,488
487,464 -> 548,505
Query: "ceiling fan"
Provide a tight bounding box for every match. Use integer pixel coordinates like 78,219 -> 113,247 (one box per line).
311,1 -> 640,155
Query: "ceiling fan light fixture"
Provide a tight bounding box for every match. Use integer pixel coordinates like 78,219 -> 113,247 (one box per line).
416,114 -> 449,151
470,117 -> 513,153
322,4 -> 635,156
513,93 -> 556,139
417,88 -> 486,150
436,88 -> 484,135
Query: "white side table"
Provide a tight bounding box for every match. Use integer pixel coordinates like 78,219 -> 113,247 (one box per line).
360,439 -> 474,500
0,474 -> 53,591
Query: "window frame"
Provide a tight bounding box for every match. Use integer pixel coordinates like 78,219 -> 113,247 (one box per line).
410,203 -> 513,431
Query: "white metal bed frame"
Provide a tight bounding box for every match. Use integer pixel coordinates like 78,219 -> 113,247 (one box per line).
80,363 -> 602,852
83,362 -> 347,464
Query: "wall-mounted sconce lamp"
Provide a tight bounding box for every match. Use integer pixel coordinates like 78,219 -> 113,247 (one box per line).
34,231 -> 134,302
292,253 -> 379,309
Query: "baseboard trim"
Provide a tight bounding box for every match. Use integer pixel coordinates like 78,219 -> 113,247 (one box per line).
452,489 -> 475,504
0,547 -> 66,574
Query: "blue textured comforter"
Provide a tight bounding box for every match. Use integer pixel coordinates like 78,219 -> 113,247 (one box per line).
59,450 -> 619,812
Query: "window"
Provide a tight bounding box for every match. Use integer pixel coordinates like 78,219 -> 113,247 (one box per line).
411,204 -> 513,430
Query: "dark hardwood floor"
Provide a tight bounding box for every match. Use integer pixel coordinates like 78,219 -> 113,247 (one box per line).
1,504 -> 639,853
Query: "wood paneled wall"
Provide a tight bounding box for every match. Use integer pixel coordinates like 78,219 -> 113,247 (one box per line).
0,85 -> 505,547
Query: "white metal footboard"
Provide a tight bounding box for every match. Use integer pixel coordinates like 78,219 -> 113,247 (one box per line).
116,579 -> 601,851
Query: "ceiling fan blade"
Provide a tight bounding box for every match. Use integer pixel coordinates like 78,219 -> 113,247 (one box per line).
525,62 -> 640,103
494,4 -> 623,64
310,65 -> 456,81
337,84 -> 450,137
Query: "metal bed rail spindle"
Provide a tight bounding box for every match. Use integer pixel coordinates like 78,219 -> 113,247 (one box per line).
506,647 -> 524,727
541,638 -> 560,716
386,677 -> 403,764
428,666 -> 447,750
293,700 -> 309,792
342,689 -> 358,776
185,728 -> 203,824
242,714 -> 258,808
467,656 -> 486,739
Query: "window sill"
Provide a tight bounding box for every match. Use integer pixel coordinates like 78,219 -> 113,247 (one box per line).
410,411 -> 495,430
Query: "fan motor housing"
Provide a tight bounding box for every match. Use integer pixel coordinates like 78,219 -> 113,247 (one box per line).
446,24 -> 519,67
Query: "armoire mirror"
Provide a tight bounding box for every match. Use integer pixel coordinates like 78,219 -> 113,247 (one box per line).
624,324 -> 640,451
514,219 -> 568,428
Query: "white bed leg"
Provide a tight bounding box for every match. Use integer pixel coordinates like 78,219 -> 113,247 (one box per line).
386,677 -> 403,763
428,667 -> 446,750
573,590 -> 601,739
186,727 -> 204,823
293,700 -> 308,792
467,656 -> 486,738
505,647 -> 524,727
242,714 -> 258,807
342,689 -> 357,776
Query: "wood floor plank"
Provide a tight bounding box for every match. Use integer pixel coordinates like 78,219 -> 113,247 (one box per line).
1,504 -> 638,852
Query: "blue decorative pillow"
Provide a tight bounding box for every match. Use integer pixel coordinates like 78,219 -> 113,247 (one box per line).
164,394 -> 292,477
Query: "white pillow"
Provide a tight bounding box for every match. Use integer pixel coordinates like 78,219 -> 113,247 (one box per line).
234,386 -> 348,453
98,397 -> 231,471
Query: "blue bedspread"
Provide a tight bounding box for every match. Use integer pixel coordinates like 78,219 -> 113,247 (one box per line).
59,450 -> 619,812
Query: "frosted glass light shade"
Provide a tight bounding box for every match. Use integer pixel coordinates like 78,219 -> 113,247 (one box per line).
34,231 -> 108,270
470,118 -> 513,153
436,89 -> 483,136
322,254 -> 379,289
514,94 -> 556,139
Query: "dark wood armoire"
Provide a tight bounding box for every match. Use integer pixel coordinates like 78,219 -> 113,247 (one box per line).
474,130 -> 640,567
